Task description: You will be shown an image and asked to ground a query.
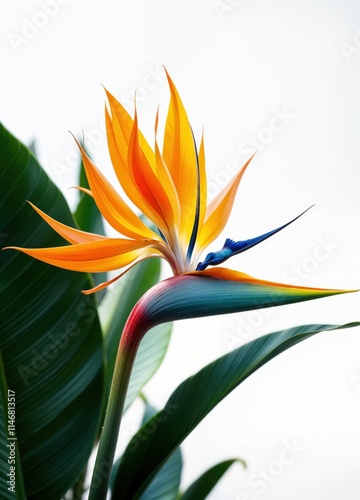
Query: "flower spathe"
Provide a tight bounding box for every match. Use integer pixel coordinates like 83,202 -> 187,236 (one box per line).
4,69 -> 353,301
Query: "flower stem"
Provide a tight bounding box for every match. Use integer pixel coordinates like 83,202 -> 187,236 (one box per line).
88,310 -> 145,500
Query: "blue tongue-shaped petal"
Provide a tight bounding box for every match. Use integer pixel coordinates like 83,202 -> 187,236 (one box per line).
196,205 -> 314,271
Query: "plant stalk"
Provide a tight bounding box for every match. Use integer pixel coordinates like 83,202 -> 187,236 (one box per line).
88,310 -> 145,500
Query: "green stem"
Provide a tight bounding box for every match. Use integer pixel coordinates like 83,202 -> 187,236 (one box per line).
88,325 -> 142,500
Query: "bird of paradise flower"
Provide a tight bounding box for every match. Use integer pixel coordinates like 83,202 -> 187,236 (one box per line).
4,69 -> 355,499
4,70 -> 344,297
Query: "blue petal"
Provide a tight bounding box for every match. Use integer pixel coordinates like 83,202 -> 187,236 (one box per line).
196,205 -> 314,271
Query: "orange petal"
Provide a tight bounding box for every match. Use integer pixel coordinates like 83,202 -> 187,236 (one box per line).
73,136 -> 158,241
127,109 -> 178,236
197,154 -> 255,252
198,130 -> 207,230
191,266 -> 357,295
5,238 -> 156,273
105,102 -> 166,229
105,104 -> 145,213
104,88 -> 155,167
28,201 -> 106,244
105,90 -> 156,205
82,272 -> 125,295
154,138 -> 180,236
68,186 -> 93,197
81,249 -> 164,294
162,70 -> 198,245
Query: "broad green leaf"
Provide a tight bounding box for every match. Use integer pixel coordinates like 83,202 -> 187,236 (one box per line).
139,400 -> 182,500
99,259 -> 172,411
140,396 -> 158,425
113,322 -> 359,498
0,124 -> 104,499
181,459 -> 245,500
73,144 -> 107,295
111,398 -> 182,500
125,322 -> 172,412
100,259 -> 160,375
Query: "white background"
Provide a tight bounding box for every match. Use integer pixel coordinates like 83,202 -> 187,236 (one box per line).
1,0 -> 360,498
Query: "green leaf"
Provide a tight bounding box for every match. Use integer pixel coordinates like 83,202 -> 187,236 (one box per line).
73,144 -> 107,295
100,259 -> 160,375
113,322 -> 359,498
0,123 -> 105,499
99,259 -> 172,411
111,398 -> 182,500
125,322 -> 172,412
181,459 -> 245,500
139,447 -> 182,499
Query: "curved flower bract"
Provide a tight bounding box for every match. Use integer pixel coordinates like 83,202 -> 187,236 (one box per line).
123,271 -> 353,348
4,69 -> 354,301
